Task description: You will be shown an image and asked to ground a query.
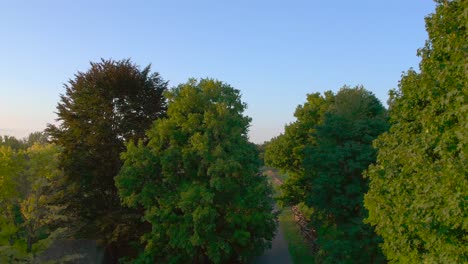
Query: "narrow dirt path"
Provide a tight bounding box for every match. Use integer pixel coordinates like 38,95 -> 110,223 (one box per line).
255,220 -> 293,264
254,168 -> 293,264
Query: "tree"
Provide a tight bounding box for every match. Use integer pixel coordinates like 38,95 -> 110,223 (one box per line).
0,136 -> 23,150
115,79 -> 276,263
0,132 -> 48,150
22,132 -> 48,148
0,143 -> 69,263
264,92 -> 334,205
0,145 -> 22,261
364,1 -> 467,263
255,143 -> 267,167
303,86 -> 388,263
46,59 -> 168,260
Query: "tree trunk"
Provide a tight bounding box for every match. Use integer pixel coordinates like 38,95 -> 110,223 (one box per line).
27,235 -> 32,253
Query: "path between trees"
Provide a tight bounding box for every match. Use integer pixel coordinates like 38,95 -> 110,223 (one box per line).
255,217 -> 293,264
254,169 -> 293,264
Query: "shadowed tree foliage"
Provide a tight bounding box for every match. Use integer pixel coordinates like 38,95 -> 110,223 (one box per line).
264,92 -> 334,205
304,86 -> 388,263
365,1 -> 467,262
116,79 -> 276,263
46,59 -> 167,261
255,143 -> 267,167
264,86 -> 388,262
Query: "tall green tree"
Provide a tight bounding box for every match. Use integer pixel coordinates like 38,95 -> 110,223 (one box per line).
304,86 -> 388,263
264,92 -> 334,204
46,59 -> 168,260
116,79 -> 276,263
365,1 -> 467,263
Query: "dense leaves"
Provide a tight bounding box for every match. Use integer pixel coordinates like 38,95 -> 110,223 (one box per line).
46,59 -> 167,259
1,2 -> 463,262
364,1 -> 467,263
0,140 -> 67,263
116,79 -> 276,263
0,132 -> 48,151
264,86 -> 389,263
264,92 -> 334,204
304,87 -> 388,263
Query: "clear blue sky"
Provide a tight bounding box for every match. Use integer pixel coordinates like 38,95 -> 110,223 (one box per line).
0,0 -> 436,143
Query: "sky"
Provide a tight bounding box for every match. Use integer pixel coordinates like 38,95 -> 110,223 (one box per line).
0,0 -> 436,143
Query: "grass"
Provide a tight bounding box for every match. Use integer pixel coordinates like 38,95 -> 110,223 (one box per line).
278,207 -> 316,264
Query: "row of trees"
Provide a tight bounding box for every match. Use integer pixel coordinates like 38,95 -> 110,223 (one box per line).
264,0 -> 466,263
1,0 -> 464,263
1,61 -> 276,263
265,86 -> 389,263
0,134 -> 72,262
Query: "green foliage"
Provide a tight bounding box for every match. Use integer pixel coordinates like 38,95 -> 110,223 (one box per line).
0,146 -> 23,262
264,92 -> 334,205
0,132 -> 48,151
256,143 -> 267,167
0,136 -> 23,150
296,203 -> 314,222
46,59 -> 168,257
0,142 -> 68,263
278,207 -> 315,264
304,86 -> 388,263
264,87 -> 387,262
116,78 -> 276,263
364,1 -> 467,263
22,132 -> 49,148
265,92 -> 333,176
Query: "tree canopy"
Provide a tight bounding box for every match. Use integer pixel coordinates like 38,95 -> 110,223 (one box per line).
0,138 -> 67,263
264,86 -> 389,263
304,86 -> 388,263
364,1 -> 467,262
264,91 -> 334,205
46,58 -> 168,259
116,78 -> 276,263
0,132 -> 48,151
1,2 -> 464,262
